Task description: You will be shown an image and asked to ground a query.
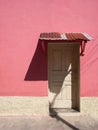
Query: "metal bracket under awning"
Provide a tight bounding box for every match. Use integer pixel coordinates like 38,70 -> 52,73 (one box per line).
80,41 -> 87,56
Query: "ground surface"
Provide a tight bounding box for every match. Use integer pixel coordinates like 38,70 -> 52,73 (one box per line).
0,114 -> 98,130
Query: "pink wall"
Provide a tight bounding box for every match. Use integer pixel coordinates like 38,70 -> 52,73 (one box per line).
0,0 -> 98,96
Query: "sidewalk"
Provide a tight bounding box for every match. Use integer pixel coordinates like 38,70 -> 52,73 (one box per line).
0,114 -> 98,130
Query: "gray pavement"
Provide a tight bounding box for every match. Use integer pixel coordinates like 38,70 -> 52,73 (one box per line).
0,114 -> 98,130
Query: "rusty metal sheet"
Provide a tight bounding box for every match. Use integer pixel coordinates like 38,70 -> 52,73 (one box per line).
40,32 -> 92,41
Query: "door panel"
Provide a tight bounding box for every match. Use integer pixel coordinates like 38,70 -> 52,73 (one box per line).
52,50 -> 62,71
48,43 -> 80,109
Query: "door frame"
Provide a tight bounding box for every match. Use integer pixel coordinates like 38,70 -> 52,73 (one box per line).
48,42 -> 80,112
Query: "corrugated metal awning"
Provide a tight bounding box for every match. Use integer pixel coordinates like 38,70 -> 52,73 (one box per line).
40,32 -> 93,56
39,32 -> 92,41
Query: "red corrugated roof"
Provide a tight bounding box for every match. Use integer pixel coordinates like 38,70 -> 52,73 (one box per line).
65,33 -> 87,40
40,32 -> 92,41
40,32 -> 61,39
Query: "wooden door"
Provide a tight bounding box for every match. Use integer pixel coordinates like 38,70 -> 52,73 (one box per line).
48,43 -> 80,110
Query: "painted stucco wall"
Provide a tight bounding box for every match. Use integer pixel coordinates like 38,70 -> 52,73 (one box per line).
0,0 -> 98,96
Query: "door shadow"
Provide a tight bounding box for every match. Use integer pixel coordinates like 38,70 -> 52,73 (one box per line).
24,40 -> 48,81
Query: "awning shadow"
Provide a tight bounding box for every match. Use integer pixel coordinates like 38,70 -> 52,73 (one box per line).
24,40 -> 48,81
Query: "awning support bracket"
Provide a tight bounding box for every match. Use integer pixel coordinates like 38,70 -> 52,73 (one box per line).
80,41 -> 87,56
42,40 -> 46,52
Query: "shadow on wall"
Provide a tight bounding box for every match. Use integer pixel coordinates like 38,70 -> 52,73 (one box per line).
24,40 -> 48,81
